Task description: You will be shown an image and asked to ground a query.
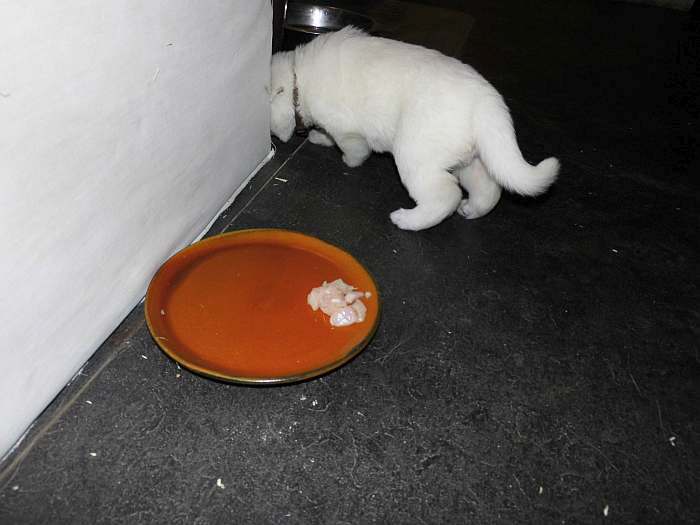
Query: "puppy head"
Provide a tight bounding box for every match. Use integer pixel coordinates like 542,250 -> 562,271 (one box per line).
269,52 -> 296,142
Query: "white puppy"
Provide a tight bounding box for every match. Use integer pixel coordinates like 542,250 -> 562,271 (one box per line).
270,27 -> 559,231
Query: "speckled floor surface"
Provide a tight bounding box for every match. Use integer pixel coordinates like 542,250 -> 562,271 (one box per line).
1,1 -> 698,523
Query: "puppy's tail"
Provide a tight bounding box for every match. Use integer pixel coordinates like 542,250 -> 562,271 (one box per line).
474,95 -> 559,196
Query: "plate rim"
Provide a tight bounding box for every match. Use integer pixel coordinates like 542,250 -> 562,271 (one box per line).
144,228 -> 381,385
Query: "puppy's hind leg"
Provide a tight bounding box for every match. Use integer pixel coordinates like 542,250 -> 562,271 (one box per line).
390,154 -> 462,231
456,157 -> 502,219
309,129 -> 335,147
336,134 -> 371,168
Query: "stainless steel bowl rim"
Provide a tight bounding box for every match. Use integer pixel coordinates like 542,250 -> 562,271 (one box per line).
284,2 -> 374,34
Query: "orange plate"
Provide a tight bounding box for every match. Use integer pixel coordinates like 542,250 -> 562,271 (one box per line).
145,229 -> 380,384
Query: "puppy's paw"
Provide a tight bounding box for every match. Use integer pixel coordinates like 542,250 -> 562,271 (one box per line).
457,198 -> 493,220
390,208 -> 421,231
309,129 -> 334,147
457,199 -> 480,219
342,154 -> 366,168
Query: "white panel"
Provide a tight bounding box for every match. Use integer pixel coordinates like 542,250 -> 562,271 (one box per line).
0,0 -> 273,456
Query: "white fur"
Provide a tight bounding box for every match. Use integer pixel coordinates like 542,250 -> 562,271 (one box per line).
270,27 -> 559,230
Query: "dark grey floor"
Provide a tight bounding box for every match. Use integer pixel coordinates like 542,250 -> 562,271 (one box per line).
1,1 -> 699,523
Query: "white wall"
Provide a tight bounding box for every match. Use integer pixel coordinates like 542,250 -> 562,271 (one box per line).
0,1 -> 273,457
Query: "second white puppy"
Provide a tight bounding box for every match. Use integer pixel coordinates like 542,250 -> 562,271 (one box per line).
270,27 -> 559,231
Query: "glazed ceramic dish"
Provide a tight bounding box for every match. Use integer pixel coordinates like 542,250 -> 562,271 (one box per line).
145,229 -> 380,384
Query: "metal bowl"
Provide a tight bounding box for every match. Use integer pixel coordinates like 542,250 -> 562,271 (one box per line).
283,2 -> 375,49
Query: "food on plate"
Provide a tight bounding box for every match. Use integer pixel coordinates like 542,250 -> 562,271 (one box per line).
307,279 -> 371,327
